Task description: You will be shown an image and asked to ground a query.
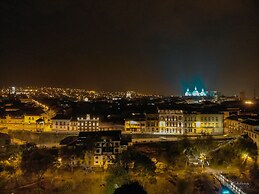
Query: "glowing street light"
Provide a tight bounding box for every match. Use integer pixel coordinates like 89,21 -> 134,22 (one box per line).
244,100 -> 254,105
58,157 -> 62,163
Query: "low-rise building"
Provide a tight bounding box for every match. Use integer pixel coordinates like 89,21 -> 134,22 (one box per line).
225,115 -> 259,134
146,113 -> 159,133
157,109 -> 184,134
51,115 -> 71,131
125,109 -> 224,135
124,116 -> 146,133
24,114 -> 44,124
6,115 -> 24,125
0,116 -> 7,127
51,114 -> 100,132
183,113 -> 224,135
69,118 -> 78,131
241,119 -> 259,132
77,114 -> 99,131
99,122 -> 124,131
77,130 -> 125,168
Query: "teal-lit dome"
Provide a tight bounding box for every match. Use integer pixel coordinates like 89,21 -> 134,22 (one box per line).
185,88 -> 191,96
200,88 -> 206,96
192,86 -> 200,96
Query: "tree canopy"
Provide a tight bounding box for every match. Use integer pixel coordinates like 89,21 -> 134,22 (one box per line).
21,148 -> 58,179
114,181 -> 147,194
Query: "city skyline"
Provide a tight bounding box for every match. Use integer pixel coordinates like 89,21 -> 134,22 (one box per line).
1,0 -> 259,96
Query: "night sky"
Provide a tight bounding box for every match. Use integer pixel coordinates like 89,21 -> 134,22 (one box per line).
1,0 -> 259,96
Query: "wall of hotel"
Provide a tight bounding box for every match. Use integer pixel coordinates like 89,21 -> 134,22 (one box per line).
6,116 -> 24,124
69,121 -> 78,131
24,115 -> 43,124
124,120 -> 146,133
183,114 -> 224,135
146,114 -> 159,133
77,115 -> 99,131
93,140 -> 121,168
0,118 -> 7,127
225,119 -> 241,132
157,110 -> 184,134
247,130 -> 259,164
241,123 -> 259,132
52,119 -> 70,131
125,111 -> 224,135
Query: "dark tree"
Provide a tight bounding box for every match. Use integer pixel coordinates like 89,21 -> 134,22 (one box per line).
114,181 -> 147,194
116,149 -> 155,175
235,137 -> 257,158
21,148 -> 57,181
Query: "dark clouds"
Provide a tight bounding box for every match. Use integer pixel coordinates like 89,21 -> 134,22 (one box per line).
1,0 -> 258,96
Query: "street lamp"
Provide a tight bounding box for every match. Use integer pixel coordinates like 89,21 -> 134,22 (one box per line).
199,153 -> 206,168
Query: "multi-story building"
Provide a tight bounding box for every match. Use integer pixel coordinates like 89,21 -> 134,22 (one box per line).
0,116 -> 7,127
157,109 -> 184,134
100,123 -> 124,131
146,113 -> 159,133
124,116 -> 146,133
77,114 -> 99,131
240,119 -> 259,132
51,114 -> 100,132
245,120 -> 259,153
125,109 -> 224,135
183,113 -> 224,135
6,115 -> 24,125
224,115 -> 258,134
77,131 -> 123,168
225,116 -> 242,132
69,118 -> 78,131
51,115 -> 71,131
24,114 -> 44,125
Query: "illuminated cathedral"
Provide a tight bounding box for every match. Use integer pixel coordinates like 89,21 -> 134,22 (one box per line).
185,87 -> 207,97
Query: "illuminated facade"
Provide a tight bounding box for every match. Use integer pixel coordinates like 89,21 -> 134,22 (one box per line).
125,109 -> 224,135
24,114 -> 44,124
93,139 -> 121,168
156,109 -> 184,134
77,114 -> 99,131
51,116 -> 71,131
77,131 -> 123,169
124,120 -> 146,133
51,114 -> 99,131
183,113 -> 224,134
146,113 -> 159,133
184,86 -> 207,97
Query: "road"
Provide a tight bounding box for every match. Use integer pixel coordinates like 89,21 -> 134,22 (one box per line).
214,173 -> 246,194
131,135 -> 236,144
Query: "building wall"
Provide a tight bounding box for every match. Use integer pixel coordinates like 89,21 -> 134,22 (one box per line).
77,115 -> 99,131
69,121 -> 78,131
51,115 -> 100,132
225,119 -> 241,132
24,115 -> 43,124
241,123 -> 259,132
126,110 -> 224,135
52,119 -> 70,131
124,120 -> 146,133
0,118 -> 6,127
184,114 -> 224,135
247,130 -> 259,145
6,115 -> 24,124
146,114 -> 159,133
93,140 -> 121,168
157,109 -> 184,134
